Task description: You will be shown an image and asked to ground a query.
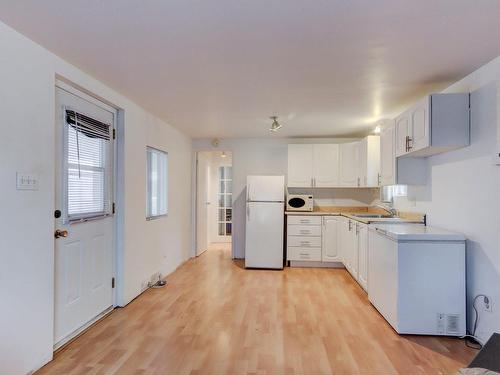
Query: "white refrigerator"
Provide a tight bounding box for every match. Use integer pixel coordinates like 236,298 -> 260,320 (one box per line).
245,175 -> 285,269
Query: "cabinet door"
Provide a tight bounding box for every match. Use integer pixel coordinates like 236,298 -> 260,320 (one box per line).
395,113 -> 410,157
380,125 -> 396,186
358,139 -> 368,187
350,222 -> 359,280
339,142 -> 359,186
322,216 -> 340,262
357,224 -> 368,291
409,97 -> 430,152
338,218 -> 349,265
313,144 -> 339,187
287,144 -> 313,187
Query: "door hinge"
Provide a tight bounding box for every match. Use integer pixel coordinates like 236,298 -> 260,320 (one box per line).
113,128 -> 116,139
112,202 -> 116,214
112,277 -> 115,288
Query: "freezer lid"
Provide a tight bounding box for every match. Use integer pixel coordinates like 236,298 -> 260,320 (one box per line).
370,223 -> 465,241
247,175 -> 285,202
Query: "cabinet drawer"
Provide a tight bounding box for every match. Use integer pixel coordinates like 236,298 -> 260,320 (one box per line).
287,216 -> 322,226
287,225 -> 321,237
287,247 -> 322,261
287,236 -> 322,248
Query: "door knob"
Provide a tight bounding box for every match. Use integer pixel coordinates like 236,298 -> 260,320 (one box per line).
54,229 -> 69,238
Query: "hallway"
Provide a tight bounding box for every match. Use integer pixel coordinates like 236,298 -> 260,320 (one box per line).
37,246 -> 475,374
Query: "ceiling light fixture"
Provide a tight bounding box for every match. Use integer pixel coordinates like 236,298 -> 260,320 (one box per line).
269,116 -> 282,132
221,151 -> 227,158
374,125 -> 381,134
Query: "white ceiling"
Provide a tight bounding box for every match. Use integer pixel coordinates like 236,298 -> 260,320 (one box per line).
2,1 -> 500,138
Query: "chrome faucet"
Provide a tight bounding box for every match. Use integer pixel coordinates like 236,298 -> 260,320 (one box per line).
375,204 -> 398,217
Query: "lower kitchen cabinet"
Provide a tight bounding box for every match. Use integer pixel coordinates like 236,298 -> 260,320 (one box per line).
287,215 -> 322,262
287,214 -> 369,293
321,216 -> 341,262
357,223 -> 368,292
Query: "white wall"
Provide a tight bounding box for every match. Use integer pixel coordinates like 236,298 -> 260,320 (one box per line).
192,138 -> 377,259
393,56 -> 500,342
0,21 -> 192,375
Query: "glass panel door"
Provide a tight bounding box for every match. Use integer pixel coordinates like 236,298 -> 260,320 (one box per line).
217,166 -> 232,236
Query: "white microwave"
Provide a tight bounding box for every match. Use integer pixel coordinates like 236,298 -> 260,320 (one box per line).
286,194 -> 314,211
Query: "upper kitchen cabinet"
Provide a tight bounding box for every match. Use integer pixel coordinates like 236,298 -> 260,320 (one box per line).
339,142 -> 359,186
288,144 -> 314,187
395,93 -> 470,158
339,137 -> 380,187
313,144 -> 340,187
379,120 -> 396,186
359,135 -> 380,187
287,144 -> 339,187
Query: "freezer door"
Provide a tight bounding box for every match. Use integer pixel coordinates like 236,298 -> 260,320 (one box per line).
247,175 -> 285,202
245,202 -> 284,269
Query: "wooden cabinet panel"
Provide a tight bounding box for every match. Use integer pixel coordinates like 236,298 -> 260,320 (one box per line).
380,123 -> 396,186
322,216 -> 340,262
357,223 -> 368,291
395,113 -> 410,157
409,97 -> 430,152
313,144 -> 339,187
287,144 -> 313,187
339,142 -> 359,186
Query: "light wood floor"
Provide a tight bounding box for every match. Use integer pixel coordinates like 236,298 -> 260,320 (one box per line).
37,246 -> 475,375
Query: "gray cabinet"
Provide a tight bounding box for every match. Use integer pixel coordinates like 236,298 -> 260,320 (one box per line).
395,93 -> 470,158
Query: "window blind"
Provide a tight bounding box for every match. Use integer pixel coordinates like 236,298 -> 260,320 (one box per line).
65,109 -> 113,222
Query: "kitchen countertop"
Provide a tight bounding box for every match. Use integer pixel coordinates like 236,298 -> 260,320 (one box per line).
370,223 -> 465,241
285,207 -> 424,224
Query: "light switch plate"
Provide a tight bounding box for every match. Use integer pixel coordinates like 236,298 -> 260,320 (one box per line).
16,173 -> 39,190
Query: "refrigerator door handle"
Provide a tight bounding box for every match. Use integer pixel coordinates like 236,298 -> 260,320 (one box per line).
247,204 -> 250,220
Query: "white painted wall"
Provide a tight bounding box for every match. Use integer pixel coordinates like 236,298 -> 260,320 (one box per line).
0,21 -> 191,375
393,56 -> 500,343
192,138 -> 377,259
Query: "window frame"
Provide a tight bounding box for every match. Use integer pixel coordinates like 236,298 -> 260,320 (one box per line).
146,146 -> 168,220
62,106 -> 114,224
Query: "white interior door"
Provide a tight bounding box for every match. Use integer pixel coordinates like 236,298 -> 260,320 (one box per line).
54,86 -> 115,348
196,152 -> 210,254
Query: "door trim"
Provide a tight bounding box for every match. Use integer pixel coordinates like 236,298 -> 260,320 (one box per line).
54,78 -> 120,349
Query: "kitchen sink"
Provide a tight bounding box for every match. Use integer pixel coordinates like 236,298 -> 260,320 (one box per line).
353,214 -> 395,218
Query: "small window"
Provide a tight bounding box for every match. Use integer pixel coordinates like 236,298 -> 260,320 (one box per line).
146,147 -> 168,219
64,110 -> 113,223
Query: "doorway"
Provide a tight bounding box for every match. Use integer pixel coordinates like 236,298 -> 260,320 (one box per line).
196,151 -> 232,256
54,82 -> 117,350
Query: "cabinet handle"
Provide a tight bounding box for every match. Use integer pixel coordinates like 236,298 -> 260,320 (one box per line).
357,177 -> 360,187
299,253 -> 310,257
348,220 -> 352,231
408,137 -> 413,151
300,241 -> 311,246
300,220 -> 310,224
311,177 -> 313,187
377,173 -> 381,186
300,230 -> 311,234
405,135 -> 409,152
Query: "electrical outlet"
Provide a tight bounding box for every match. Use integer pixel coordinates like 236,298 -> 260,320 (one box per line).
483,296 -> 492,313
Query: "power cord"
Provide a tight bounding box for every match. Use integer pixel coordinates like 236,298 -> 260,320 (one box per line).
462,294 -> 488,350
